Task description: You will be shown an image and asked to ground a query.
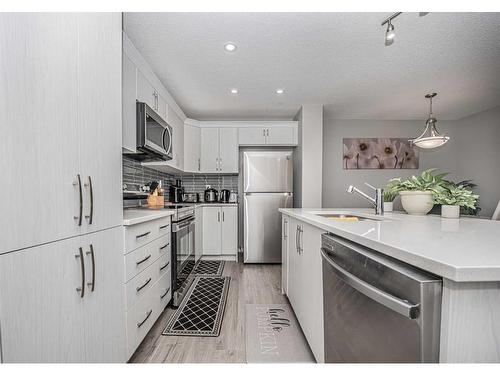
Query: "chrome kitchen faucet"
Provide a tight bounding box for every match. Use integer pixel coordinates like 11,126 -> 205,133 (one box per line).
346,183 -> 384,215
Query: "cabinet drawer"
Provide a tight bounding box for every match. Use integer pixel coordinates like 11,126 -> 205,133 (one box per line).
125,253 -> 169,310
124,235 -> 170,282
155,268 -> 172,312
126,282 -> 158,359
125,267 -> 172,359
124,216 -> 171,254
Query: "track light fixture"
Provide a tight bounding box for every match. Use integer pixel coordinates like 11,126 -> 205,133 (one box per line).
381,12 -> 401,47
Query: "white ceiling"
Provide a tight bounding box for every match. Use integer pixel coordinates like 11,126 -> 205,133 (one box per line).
123,12 -> 500,121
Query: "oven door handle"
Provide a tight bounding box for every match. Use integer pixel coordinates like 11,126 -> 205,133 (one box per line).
320,248 -> 420,319
173,219 -> 194,231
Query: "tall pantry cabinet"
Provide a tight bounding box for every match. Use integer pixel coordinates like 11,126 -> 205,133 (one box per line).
0,13 -> 125,362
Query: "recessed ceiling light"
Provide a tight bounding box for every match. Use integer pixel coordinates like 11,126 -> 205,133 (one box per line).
230,88 -> 239,94
224,42 -> 237,52
275,89 -> 284,94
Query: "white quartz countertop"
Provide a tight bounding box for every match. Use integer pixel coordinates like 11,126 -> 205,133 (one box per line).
181,202 -> 238,207
123,203 -> 237,225
123,208 -> 175,226
279,208 -> 500,282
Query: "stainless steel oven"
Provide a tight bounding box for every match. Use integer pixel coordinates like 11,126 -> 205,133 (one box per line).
129,102 -> 172,161
321,233 -> 442,363
170,206 -> 196,306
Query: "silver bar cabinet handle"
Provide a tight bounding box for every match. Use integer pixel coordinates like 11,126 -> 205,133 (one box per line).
73,174 -> 83,226
160,287 -> 171,299
160,243 -> 169,250
295,226 -> 299,253
75,247 -> 85,298
86,176 -> 93,224
86,244 -> 95,292
320,248 -> 420,319
136,254 -> 151,266
160,261 -> 170,271
159,224 -> 169,230
222,211 -> 225,221
218,212 -> 220,222
137,309 -> 153,328
136,277 -> 152,292
136,231 -> 151,239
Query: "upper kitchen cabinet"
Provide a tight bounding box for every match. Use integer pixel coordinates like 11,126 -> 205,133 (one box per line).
200,127 -> 238,173
122,53 -> 137,153
238,122 -> 298,146
0,13 -> 123,253
184,121 -> 201,173
122,32 -> 187,173
167,105 -> 185,170
77,13 -> 123,234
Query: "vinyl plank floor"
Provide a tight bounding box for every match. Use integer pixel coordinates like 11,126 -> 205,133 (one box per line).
129,261 -> 288,363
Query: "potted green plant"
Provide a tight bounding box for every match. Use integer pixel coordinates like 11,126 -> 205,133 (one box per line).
389,169 -> 447,215
433,184 -> 479,219
383,180 -> 400,212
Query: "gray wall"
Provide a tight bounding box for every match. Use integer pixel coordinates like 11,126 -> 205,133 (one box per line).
453,106 -> 500,217
321,118 -> 459,211
293,105 -> 324,208
322,106 -> 500,216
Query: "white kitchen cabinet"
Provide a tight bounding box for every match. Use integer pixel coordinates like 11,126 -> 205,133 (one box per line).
136,69 -> 155,111
221,206 -> 238,255
200,128 -> 238,173
202,206 -> 238,256
200,128 -> 220,173
78,13 -> 123,234
0,13 -> 122,254
157,93 -> 167,121
266,126 -> 296,145
202,207 -> 222,255
286,218 -> 325,363
281,215 -> 290,294
184,124 -> 201,173
122,53 -> 137,152
0,13 -> 80,253
0,236 -> 85,363
81,228 -> 126,363
238,127 -> 267,145
219,128 -> 239,173
167,105 -> 184,169
195,207 -> 203,261
238,125 -> 297,146
0,227 -> 126,363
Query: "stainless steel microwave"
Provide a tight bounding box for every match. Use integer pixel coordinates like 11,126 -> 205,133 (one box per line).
131,102 -> 173,161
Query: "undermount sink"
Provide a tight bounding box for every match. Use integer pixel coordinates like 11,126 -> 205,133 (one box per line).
315,213 -> 381,222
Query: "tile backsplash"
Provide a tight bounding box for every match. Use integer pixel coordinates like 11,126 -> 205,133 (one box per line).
122,156 -> 238,203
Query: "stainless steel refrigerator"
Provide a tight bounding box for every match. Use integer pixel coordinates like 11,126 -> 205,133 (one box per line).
241,150 -> 293,263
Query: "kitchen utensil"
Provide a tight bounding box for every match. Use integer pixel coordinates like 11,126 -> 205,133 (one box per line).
204,186 -> 218,203
219,189 -> 230,203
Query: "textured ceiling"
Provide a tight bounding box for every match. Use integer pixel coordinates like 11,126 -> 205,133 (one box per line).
123,12 -> 500,120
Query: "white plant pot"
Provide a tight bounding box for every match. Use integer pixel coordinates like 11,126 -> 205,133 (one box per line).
399,191 -> 434,215
441,205 -> 460,219
383,202 -> 393,212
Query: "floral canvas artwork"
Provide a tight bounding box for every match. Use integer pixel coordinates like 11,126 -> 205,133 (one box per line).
343,138 -> 419,169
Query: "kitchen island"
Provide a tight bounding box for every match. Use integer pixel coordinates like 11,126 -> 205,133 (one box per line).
280,208 -> 500,363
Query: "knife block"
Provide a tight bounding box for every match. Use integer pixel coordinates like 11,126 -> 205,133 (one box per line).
147,195 -> 164,208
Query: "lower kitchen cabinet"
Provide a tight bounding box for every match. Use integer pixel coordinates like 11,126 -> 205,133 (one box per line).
202,206 -> 238,256
285,216 -> 325,363
122,215 -> 172,359
281,215 -> 290,294
0,227 -> 126,363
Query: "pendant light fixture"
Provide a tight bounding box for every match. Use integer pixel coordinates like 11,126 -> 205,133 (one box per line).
410,93 -> 450,149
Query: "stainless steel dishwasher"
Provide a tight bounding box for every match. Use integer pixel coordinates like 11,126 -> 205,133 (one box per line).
321,233 -> 442,363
